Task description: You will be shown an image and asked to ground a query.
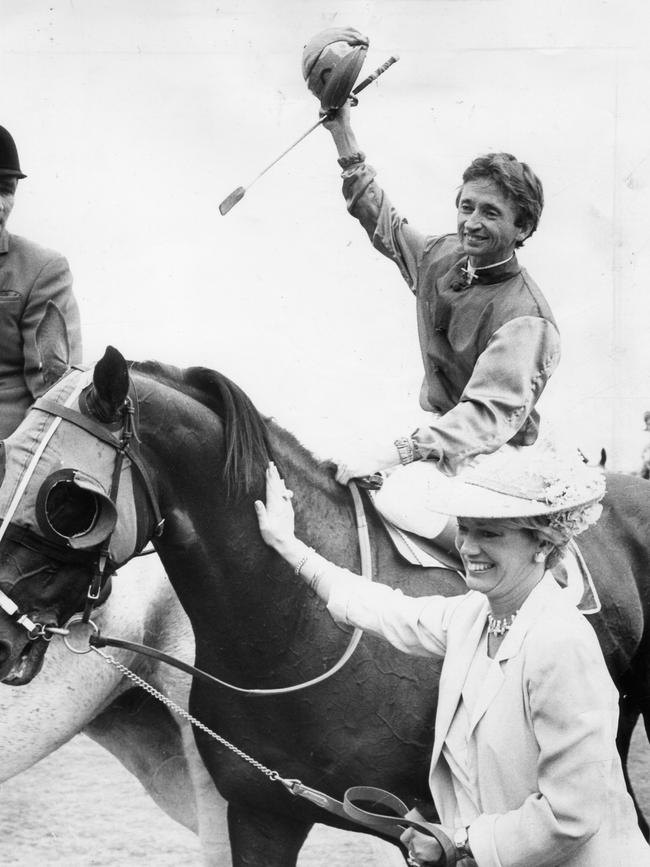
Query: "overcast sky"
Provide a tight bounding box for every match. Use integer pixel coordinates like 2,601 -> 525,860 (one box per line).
3,0 -> 650,470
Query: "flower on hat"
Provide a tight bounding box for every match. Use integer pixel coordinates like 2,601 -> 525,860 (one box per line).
546,500 -> 603,539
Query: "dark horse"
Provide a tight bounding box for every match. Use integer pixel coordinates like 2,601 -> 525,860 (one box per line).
0,341 -> 648,864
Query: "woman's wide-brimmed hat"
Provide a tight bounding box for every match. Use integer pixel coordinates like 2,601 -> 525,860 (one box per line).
426,443 -> 606,520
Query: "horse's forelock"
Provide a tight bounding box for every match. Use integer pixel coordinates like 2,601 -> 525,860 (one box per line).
130,361 -> 271,500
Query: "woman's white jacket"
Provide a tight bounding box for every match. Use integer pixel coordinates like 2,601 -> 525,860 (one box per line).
327,570 -> 649,867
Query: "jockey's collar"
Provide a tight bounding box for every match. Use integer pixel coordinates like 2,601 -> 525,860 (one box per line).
456,253 -> 520,289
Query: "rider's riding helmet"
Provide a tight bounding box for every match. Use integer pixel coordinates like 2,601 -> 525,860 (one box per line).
0,126 -> 27,179
302,27 -> 369,112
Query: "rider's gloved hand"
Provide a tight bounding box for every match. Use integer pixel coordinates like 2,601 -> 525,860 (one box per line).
334,439 -> 402,485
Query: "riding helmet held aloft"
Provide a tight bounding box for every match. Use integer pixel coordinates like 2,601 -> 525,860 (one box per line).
302,27 -> 369,111
0,125 -> 27,178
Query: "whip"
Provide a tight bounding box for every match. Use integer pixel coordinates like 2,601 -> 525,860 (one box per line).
218,54 -> 398,216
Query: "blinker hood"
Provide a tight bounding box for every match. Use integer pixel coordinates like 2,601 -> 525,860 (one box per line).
35,468 -> 118,549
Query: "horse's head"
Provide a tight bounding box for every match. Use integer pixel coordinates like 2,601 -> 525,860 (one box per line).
0,322 -> 159,684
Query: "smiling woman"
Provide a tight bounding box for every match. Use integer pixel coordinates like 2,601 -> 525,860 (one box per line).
255,446 -> 649,867
455,518 -> 544,609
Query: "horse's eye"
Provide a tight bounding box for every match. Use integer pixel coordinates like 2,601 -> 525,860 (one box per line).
44,481 -> 99,538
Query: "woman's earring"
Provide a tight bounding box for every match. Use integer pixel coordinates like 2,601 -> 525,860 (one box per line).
534,551 -> 546,563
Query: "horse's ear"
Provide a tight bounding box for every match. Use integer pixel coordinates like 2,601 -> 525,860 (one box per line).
35,301 -> 71,386
86,346 -> 129,422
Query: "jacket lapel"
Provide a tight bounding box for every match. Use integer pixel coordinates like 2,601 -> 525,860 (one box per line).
467,652 -> 506,735
431,594 -> 489,769
467,573 -> 558,735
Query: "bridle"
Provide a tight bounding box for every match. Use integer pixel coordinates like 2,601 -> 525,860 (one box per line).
0,371 -> 164,640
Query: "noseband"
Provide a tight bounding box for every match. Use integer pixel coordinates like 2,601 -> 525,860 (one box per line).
0,376 -> 164,639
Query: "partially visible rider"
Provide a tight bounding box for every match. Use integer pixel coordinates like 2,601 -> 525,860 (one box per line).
0,123 -> 82,439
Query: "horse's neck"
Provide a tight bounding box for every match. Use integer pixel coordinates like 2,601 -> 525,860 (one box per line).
273,433 -> 362,562
156,426 -> 363,674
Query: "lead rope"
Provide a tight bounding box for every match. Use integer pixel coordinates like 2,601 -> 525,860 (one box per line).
61,478 -> 456,863
87,643 -> 289,786
72,638 -> 456,864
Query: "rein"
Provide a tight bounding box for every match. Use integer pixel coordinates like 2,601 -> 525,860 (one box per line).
88,481 -> 371,696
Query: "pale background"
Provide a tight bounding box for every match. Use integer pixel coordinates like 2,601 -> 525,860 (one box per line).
2,0 -> 650,466
1,3 -> 650,862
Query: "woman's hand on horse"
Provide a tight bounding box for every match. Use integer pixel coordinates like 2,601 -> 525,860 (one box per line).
255,463 -> 297,553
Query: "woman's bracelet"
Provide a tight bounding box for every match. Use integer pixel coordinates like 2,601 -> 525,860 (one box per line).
295,547 -> 316,578
294,547 -> 326,593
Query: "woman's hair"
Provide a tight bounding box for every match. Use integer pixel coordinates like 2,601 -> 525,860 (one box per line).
496,500 -> 603,569
456,152 -> 544,246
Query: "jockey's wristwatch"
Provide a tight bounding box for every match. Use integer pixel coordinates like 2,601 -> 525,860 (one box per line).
454,826 -> 473,859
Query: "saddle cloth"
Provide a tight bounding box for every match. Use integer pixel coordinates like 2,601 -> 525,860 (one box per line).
370,494 -> 601,616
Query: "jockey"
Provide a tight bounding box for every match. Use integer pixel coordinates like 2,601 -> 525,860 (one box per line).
307,48 -> 560,552
0,124 -> 82,438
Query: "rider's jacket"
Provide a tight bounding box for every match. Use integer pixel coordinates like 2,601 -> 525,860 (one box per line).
0,229 -> 82,438
341,163 -> 560,475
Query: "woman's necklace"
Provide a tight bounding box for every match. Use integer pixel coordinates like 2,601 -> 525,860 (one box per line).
487,611 -> 519,637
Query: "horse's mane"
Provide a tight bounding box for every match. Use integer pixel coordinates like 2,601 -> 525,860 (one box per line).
130,360 -> 273,499
129,360 -> 329,500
